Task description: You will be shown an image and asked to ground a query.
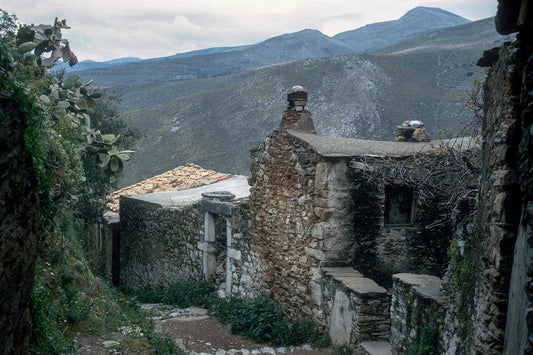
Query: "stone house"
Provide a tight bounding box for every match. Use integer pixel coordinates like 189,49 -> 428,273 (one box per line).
93,3 -> 533,350
107,86 -> 477,352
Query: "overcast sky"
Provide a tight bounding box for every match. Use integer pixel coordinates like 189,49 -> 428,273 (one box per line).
2,0 -> 497,62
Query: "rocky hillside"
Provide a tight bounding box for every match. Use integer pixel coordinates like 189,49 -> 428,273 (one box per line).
71,9 -> 510,187
116,45 -> 492,186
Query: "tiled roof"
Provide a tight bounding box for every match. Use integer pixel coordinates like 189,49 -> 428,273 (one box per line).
107,163 -> 231,211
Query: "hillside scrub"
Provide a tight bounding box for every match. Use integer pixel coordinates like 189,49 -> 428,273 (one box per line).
0,10 -> 174,353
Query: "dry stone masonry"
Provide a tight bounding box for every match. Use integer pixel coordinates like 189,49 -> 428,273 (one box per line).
93,11 -> 533,348
106,85 -> 482,352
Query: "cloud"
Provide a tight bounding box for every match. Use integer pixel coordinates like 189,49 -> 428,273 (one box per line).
1,0 -> 497,61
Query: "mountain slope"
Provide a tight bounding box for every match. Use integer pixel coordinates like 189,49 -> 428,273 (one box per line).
118,46 -> 485,186
78,29 -> 355,87
333,6 -> 470,53
376,17 -> 510,54
66,9 -> 506,187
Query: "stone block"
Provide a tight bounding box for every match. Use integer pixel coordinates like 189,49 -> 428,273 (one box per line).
305,247 -> 326,261
228,248 -> 241,261
197,242 -> 216,253
201,200 -> 233,216
329,289 -> 354,346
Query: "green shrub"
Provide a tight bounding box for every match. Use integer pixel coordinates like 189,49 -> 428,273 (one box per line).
208,295 -> 330,347
331,344 -> 353,355
134,279 -> 215,307
146,332 -> 185,355
30,271 -> 75,354
405,326 -> 439,355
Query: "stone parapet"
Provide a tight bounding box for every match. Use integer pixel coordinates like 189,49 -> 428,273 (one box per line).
390,273 -> 446,354
321,267 -> 390,348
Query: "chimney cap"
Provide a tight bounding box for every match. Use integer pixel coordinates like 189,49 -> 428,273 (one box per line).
291,85 -> 304,92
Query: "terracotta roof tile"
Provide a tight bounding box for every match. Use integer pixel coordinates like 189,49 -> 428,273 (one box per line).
107,163 -> 231,211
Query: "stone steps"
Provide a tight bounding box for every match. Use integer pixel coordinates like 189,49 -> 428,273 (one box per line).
359,341 -> 392,355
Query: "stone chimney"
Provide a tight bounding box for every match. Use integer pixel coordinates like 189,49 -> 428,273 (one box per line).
278,86 -> 316,133
394,120 -> 431,142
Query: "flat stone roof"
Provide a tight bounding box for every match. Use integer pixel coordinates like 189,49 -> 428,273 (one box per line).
288,130 -> 478,158
121,175 -> 250,209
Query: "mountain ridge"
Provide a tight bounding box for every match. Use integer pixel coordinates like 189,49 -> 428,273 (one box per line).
66,6 -> 470,78
332,6 -> 470,53
65,9 -> 508,187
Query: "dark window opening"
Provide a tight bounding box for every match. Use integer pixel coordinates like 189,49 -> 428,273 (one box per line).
384,185 -> 413,225
111,226 -> 120,286
213,214 -> 227,285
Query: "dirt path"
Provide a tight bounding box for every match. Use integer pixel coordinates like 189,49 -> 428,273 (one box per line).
76,304 -> 331,355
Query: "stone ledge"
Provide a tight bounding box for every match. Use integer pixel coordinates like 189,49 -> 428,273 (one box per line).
392,273 -> 446,304
323,267 -> 388,297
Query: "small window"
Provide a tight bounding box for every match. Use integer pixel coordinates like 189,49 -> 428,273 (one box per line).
384,185 -> 413,225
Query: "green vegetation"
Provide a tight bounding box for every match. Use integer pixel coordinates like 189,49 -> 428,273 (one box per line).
448,228 -> 476,341
0,9 -> 177,354
134,279 -> 214,308
209,295 -> 330,348
331,344 -> 353,355
135,280 -> 331,349
405,326 -> 440,355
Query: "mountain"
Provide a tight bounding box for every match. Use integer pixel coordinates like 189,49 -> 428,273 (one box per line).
76,29 -> 357,87
76,7 -> 473,88
164,45 -> 252,59
333,7 -> 470,53
375,17 -> 506,55
69,9 -> 508,187
52,57 -> 143,72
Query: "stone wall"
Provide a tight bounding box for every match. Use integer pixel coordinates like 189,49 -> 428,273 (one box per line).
472,42 -> 522,354
501,0 -> 533,352
349,160 -> 453,287
118,193 -> 260,298
250,128 -> 335,322
0,88 -> 39,354
119,197 -> 205,290
321,267 -> 389,348
438,2 -> 533,352
390,273 -> 446,354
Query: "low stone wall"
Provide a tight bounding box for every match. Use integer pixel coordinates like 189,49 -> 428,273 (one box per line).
321,267 -> 389,347
119,197 -> 205,290
118,192 -> 260,299
390,273 -> 446,354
